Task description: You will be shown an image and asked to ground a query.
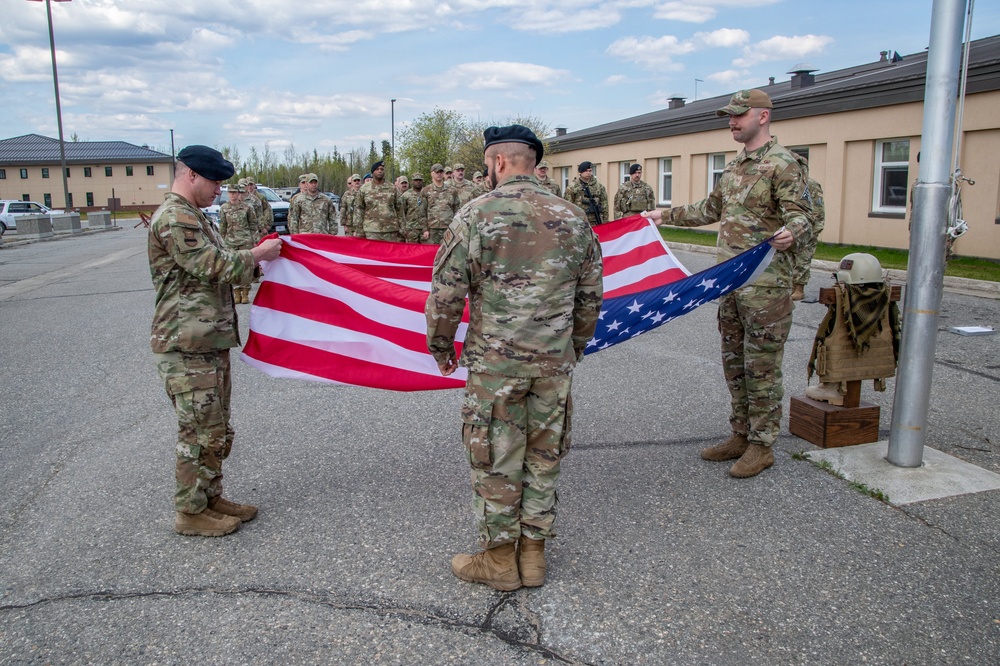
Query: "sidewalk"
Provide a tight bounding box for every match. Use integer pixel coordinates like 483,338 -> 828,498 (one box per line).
0,231 -> 997,665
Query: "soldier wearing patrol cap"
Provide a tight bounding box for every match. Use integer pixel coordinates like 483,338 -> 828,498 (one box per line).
340,173 -> 362,237
240,176 -> 272,240
401,172 -> 428,243
534,159 -> 562,198
395,175 -> 410,194
450,163 -> 477,206
643,88 -> 811,479
289,173 -> 336,235
148,145 -> 282,537
218,182 -> 259,304
424,163 -> 460,244
426,124 -> 603,591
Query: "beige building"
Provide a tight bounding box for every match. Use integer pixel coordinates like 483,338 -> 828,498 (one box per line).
0,134 -> 174,211
547,35 -> 1000,260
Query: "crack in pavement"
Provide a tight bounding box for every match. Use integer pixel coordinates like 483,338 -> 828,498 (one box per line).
0,586 -> 594,665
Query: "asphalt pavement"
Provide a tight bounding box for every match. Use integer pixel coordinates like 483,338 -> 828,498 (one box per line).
1,226 -> 997,665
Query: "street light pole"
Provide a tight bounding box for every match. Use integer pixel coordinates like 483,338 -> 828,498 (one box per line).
29,0 -> 72,209
390,98 -> 396,181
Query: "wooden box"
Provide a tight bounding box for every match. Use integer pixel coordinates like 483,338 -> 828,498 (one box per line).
789,395 -> 880,448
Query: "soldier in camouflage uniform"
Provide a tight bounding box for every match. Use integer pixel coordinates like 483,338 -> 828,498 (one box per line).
564,161 -> 609,226
534,160 -> 562,197
340,174 -> 361,237
288,174 -> 308,206
354,160 -> 403,242
424,163 -> 460,244
242,177 -> 273,240
289,173 -> 336,235
401,173 -> 428,243
426,125 -> 603,591
218,183 -> 258,304
614,164 -> 655,219
450,163 -> 478,207
791,157 -> 825,301
148,145 -> 282,537
644,89 -> 809,479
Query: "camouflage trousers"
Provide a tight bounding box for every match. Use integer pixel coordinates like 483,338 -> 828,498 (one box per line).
155,350 -> 234,513
462,372 -> 573,549
793,218 -> 825,286
717,286 -> 793,448
427,228 -> 448,245
401,223 -> 426,244
365,231 -> 403,243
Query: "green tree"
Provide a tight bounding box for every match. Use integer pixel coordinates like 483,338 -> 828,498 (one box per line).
397,108 -> 468,178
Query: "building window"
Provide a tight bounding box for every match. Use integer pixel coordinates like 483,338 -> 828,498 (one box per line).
44,193 -> 52,207
126,166 -> 134,177
86,192 -> 94,207
659,158 -> 673,206
790,147 -> 810,163
66,167 -> 71,178
105,166 -> 113,177
42,168 -> 50,178
708,153 -> 727,191
84,167 -> 92,177
146,165 -> 154,176
619,162 -> 636,184
0,169 -> 5,179
67,192 -> 73,207
560,167 -> 570,193
22,194 -> 30,201
20,168 -> 28,179
873,139 -> 909,212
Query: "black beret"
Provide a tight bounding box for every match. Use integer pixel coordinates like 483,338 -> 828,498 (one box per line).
578,161 -> 593,173
483,124 -> 543,166
371,160 -> 384,172
177,145 -> 235,181
629,164 -> 642,175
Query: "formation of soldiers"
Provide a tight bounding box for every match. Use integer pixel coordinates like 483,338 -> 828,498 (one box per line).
217,178 -> 274,303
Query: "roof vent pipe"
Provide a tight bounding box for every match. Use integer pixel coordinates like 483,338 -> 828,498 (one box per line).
667,96 -> 686,110
555,127 -> 567,137
787,63 -> 818,89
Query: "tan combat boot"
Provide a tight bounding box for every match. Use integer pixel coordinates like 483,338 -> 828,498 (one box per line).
451,542 -> 521,591
792,284 -> 805,301
729,443 -> 775,478
208,495 -> 258,522
518,536 -> 546,587
806,382 -> 845,406
174,508 -> 241,537
700,433 -> 750,461
240,288 -> 250,304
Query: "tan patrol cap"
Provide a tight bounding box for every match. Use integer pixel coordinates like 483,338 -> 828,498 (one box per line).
411,173 -> 424,180
536,160 -> 549,169
444,165 -> 453,173
431,163 -> 444,172
350,173 -> 361,181
717,89 -> 773,117
229,183 -> 245,193
306,173 -> 319,182
237,177 -> 249,187
298,174 -> 309,183
453,163 -> 465,170
472,171 -> 482,178
398,176 -> 409,184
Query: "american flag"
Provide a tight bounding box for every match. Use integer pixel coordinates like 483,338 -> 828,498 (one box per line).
241,215 -> 772,390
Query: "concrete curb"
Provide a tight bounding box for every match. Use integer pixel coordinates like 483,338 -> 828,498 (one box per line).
667,241 -> 1000,300
0,224 -> 124,249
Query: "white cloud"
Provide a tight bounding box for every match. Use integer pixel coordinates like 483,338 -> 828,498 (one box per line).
440,63 -> 569,91
695,28 -> 750,49
653,0 -> 783,23
707,69 -> 749,84
606,35 -> 697,71
605,75 -> 628,85
512,6 -> 622,33
733,34 -> 833,67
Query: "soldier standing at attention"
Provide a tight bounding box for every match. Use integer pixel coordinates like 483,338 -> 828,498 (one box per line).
289,173 -> 336,235
395,175 -> 410,194
242,177 -> 273,240
642,89 -> 808,478
535,160 -> 562,197
426,125 -> 603,591
148,145 -> 282,537
340,174 -> 361,237
564,161 -> 609,226
614,164 -> 655,220
354,160 -> 403,242
401,173 -> 428,243
218,182 -> 258,304
288,174 -> 308,205
790,156 -> 825,301
424,163 -> 460,244
450,163 -> 477,206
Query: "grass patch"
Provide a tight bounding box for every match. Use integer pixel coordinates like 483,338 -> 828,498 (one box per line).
792,452 -> 891,503
658,228 -> 1000,282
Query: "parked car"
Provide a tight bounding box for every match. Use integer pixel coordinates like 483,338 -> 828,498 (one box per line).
201,186 -> 290,234
0,200 -> 64,232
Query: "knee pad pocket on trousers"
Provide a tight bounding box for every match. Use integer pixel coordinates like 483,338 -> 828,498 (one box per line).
462,397 -> 495,469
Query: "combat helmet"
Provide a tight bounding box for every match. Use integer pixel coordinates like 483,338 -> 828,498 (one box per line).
835,253 -> 884,285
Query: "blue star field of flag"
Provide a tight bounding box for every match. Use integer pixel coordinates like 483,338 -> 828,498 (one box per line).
586,240 -> 776,354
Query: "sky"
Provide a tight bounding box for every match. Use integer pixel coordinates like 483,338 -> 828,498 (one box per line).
1,0 -> 997,160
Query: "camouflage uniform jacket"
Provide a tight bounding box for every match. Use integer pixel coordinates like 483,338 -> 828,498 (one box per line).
668,136 -> 811,288
218,199 -> 258,249
564,177 -> 609,226
353,181 -> 401,235
451,179 -> 478,207
426,174 -> 604,377
289,192 -> 336,234
253,191 -> 274,237
614,180 -> 656,219
401,189 -> 428,233
340,189 -> 357,235
148,192 -> 255,353
424,182 -> 461,230
537,177 -> 562,198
